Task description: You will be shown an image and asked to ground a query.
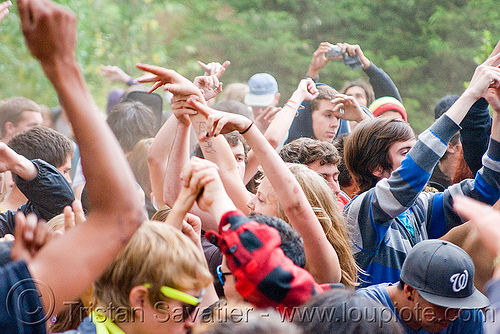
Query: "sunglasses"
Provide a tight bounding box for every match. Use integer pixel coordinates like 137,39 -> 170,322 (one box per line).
143,283 -> 205,321
216,264 -> 232,286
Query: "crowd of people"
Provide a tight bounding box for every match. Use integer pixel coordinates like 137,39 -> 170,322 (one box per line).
1,0 -> 500,333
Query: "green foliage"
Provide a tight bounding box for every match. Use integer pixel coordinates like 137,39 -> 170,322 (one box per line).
1,0 -> 499,133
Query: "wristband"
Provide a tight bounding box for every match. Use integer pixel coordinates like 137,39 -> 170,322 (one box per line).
239,121 -> 254,135
493,252 -> 500,270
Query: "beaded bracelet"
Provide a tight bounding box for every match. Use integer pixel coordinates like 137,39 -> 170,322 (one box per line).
240,121 -> 254,135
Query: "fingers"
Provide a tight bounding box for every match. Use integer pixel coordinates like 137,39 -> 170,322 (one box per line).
72,199 -> 86,225
205,113 -> 225,137
0,0 -> 11,21
215,61 -> 231,78
484,52 -> 500,68
187,95 -> 213,118
63,205 -> 75,232
197,60 -> 209,71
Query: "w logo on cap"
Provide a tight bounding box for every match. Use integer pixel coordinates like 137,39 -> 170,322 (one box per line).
450,270 -> 468,292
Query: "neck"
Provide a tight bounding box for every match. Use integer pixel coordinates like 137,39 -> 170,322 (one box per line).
438,155 -> 459,179
1,185 -> 27,211
386,285 -> 421,331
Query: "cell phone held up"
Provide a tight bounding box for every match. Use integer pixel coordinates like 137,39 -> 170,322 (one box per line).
326,45 -> 363,70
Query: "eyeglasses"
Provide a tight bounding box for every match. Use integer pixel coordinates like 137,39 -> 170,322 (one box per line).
143,283 -> 205,321
216,264 -> 232,286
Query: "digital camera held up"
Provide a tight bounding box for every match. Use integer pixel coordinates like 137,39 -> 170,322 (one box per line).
326,44 -> 363,70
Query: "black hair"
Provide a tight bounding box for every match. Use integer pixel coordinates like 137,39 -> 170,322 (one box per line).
249,214 -> 305,268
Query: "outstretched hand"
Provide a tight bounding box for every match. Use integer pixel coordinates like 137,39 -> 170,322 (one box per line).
308,42 -> 338,77
338,43 -> 371,69
18,0 -> 77,66
193,61 -> 229,101
136,63 -> 204,99
0,1 -> 12,22
99,65 -> 133,84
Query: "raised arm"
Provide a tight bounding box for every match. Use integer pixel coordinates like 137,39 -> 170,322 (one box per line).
339,43 -> 402,101
18,0 -> 143,315
189,98 -> 341,284
182,157 -> 326,310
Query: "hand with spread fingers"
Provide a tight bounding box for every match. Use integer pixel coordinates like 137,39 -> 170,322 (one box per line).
136,63 -> 204,99
331,94 -> 371,123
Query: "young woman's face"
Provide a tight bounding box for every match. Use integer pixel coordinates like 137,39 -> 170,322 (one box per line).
246,178 -> 278,217
345,86 -> 368,107
311,100 -> 340,142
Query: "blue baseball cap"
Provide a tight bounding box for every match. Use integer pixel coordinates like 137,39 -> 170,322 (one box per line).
244,73 -> 278,107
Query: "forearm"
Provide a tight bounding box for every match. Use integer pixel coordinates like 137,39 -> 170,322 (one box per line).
41,59 -> 141,219
10,155 -> 37,181
153,116 -> 190,206
190,113 -> 251,214
460,98 -> 492,175
243,125 -> 341,283
363,62 -> 401,101
264,91 -> 304,148
490,110 -> 500,143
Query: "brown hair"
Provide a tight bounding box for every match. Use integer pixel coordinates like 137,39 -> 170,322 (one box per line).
0,97 -> 41,138
309,85 -> 338,113
279,137 -> 341,166
8,125 -> 74,168
340,79 -> 375,106
127,138 -> 153,198
344,117 -> 415,194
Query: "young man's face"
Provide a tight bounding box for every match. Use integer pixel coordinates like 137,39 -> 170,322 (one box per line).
230,141 -> 246,180
57,155 -> 72,185
311,100 -> 340,142
407,292 -> 461,332
377,139 -> 416,179
11,111 -> 43,136
307,161 -> 340,197
138,287 -> 204,334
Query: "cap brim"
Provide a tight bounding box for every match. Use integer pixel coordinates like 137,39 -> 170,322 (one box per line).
244,93 -> 276,107
418,288 -> 490,309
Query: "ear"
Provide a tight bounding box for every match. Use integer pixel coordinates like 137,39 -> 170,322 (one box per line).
446,142 -> 459,154
403,284 -> 417,301
371,165 -> 385,179
129,285 -> 149,309
4,121 -> 15,136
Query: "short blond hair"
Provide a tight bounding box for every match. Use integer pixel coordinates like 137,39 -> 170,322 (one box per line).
94,221 -> 212,317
